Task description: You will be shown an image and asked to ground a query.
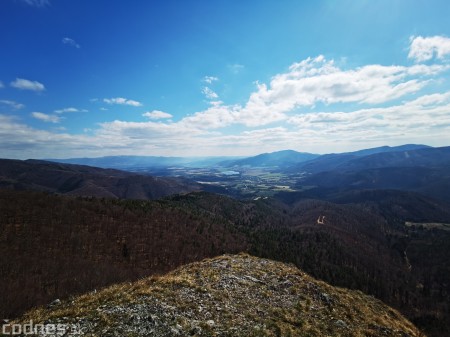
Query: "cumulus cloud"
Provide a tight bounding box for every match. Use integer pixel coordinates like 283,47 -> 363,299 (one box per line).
0,100 -> 25,110
1,90 -> 449,158
10,78 -> 45,92
62,37 -> 81,49
103,97 -> 143,107
0,114 -> 107,159
408,35 -> 450,62
243,55 -> 437,110
181,102 -> 239,129
174,55 -> 447,129
288,92 -> 450,143
203,76 -> 219,84
93,91 -> 450,155
31,112 -> 61,123
142,110 -> 173,120
3,45 -> 450,158
54,107 -> 87,113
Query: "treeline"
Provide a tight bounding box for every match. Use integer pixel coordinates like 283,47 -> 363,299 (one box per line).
0,190 -> 247,318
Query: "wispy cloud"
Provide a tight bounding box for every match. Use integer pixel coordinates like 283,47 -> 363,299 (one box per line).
54,107 -> 87,114
142,110 -> 173,120
228,64 -> 244,74
31,112 -> 61,123
19,0 -> 50,7
202,87 -> 219,100
203,76 -> 219,84
103,97 -> 143,107
2,37 -> 450,158
62,37 -> 81,49
10,78 -> 45,92
178,55 -> 448,129
0,81 -> 4,88
0,100 -> 25,110
409,35 -> 450,62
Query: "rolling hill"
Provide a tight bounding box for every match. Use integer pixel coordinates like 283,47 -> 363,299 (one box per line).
289,147 -> 450,202
288,144 -> 433,173
220,149 -> 319,168
11,254 -> 423,337
0,159 -> 200,199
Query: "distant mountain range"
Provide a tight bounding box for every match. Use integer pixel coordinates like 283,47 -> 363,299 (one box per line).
281,146 -> 450,202
219,149 -> 319,167
46,144 -> 431,171
287,144 -> 433,173
2,144 -> 450,336
47,155 -> 243,169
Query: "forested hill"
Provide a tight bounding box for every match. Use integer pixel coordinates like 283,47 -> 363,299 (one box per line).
1,190 -> 450,335
0,158 -> 200,199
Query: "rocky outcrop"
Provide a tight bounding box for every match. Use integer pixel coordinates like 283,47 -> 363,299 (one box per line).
15,254 -> 423,336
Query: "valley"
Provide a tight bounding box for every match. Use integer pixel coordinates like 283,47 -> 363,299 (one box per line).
131,165 -> 308,198
2,144 -> 450,336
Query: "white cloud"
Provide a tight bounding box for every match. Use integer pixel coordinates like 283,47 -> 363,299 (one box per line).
10,78 -> 45,92
0,81 -> 4,88
62,37 -> 81,49
1,90 -> 449,159
202,87 -> 219,100
2,44 -> 450,158
31,112 -> 61,123
246,55 -> 437,109
181,102 -> 239,129
19,0 -> 50,7
203,76 -> 219,84
103,97 -> 143,107
408,35 -> 450,62
228,64 -> 244,74
287,92 -> 450,144
94,90 -> 450,155
0,100 -> 25,110
176,55 -> 447,129
54,107 -> 87,113
142,110 -> 173,120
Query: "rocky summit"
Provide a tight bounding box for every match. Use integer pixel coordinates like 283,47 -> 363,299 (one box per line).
14,254 -> 422,337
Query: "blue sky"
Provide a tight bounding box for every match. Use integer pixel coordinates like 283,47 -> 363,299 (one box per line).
1,0 -> 450,159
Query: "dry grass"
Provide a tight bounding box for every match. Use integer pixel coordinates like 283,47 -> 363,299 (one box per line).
13,254 -> 425,337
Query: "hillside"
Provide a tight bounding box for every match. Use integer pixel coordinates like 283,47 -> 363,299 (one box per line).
0,159 -> 200,199
13,254 -> 423,337
287,147 -> 450,203
1,190 -> 449,335
48,155 -> 240,169
221,150 -> 319,168
288,144 -> 437,173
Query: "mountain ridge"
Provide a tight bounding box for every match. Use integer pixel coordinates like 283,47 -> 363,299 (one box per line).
289,144 -> 433,173
0,158 -> 200,199
220,149 -> 319,168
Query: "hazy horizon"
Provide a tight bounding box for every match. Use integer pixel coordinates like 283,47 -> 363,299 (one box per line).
1,0 -> 450,159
